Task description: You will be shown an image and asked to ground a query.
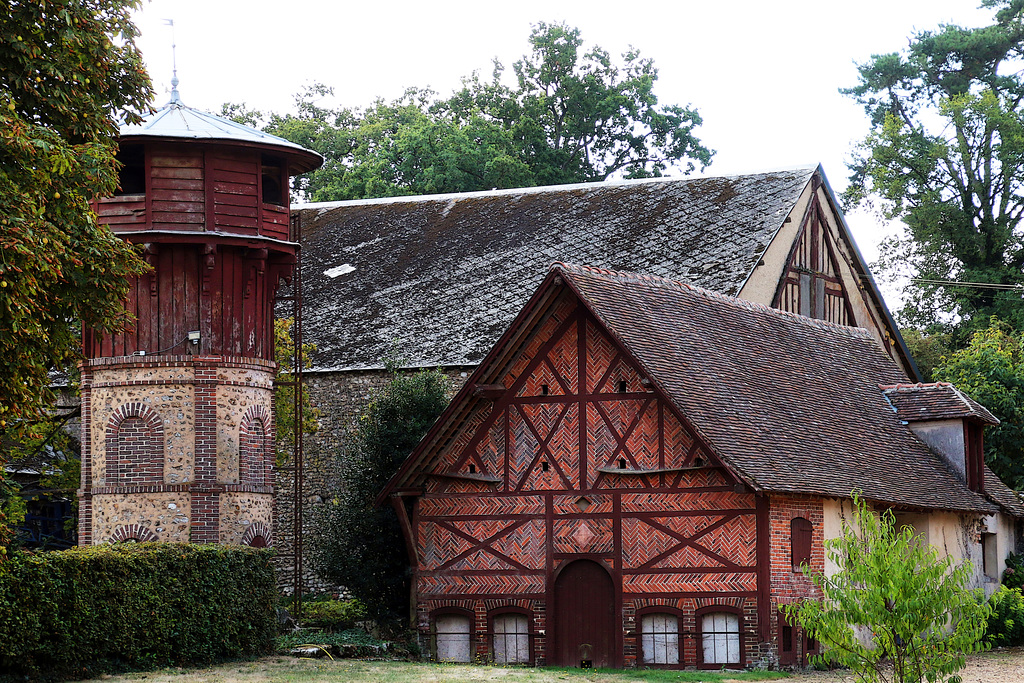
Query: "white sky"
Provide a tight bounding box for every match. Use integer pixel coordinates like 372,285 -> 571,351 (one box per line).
130,0 -> 997,301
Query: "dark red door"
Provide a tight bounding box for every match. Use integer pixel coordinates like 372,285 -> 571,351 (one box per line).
553,559 -> 616,667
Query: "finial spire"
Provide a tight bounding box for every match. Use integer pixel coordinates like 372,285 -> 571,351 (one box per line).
162,18 -> 180,105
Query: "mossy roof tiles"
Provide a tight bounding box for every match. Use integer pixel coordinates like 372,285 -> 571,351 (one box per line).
297,168 -> 815,372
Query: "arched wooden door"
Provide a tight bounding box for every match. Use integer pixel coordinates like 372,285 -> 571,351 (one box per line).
553,559 -> 617,667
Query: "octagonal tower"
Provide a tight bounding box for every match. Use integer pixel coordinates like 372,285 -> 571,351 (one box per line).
79,87 -> 321,546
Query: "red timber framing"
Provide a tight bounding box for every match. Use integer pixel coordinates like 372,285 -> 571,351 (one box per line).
398,291 -> 769,668
772,187 -> 856,328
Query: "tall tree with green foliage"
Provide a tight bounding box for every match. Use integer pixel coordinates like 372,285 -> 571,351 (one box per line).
843,0 -> 1024,339
309,366 -> 448,627
225,22 -> 712,201
933,318 -> 1024,488
785,493 -> 990,683
0,0 -> 152,555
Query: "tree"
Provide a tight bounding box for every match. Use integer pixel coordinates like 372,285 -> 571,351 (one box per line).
226,23 -> 712,201
273,318 -> 320,466
843,0 -> 1024,339
785,493 -> 990,683
0,0 -> 152,555
900,329 -> 952,383
933,318 -> 1024,488
308,365 -> 448,627
474,22 -> 713,184
0,1 -> 151,420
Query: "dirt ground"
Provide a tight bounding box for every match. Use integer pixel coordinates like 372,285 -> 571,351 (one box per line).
781,646 -> 1024,682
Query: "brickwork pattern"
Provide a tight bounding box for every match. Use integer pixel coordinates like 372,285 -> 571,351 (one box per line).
79,355 -> 276,547
110,523 -> 160,542
768,494 -> 825,667
402,304 -> 765,668
105,403 -> 164,486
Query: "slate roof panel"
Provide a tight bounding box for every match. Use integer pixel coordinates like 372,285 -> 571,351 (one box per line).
298,168 -> 815,372
556,263 -> 998,514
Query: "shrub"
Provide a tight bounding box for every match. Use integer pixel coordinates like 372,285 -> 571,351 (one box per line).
301,598 -> 367,631
1003,552 -> 1024,590
986,586 -> 1024,647
0,543 -> 276,681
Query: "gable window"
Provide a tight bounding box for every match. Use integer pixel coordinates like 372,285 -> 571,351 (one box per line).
492,612 -> 530,664
641,612 -> 680,665
699,610 -> 740,666
791,517 -> 813,570
434,613 -> 472,662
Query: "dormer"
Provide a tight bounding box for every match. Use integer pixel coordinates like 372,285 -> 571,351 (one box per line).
880,382 -> 999,493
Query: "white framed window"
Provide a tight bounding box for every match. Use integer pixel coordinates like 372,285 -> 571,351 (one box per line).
492,612 -> 529,664
435,613 -> 471,662
641,612 -> 679,664
701,612 -> 740,665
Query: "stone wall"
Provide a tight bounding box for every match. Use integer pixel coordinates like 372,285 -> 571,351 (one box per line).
272,366 -> 471,595
79,355 -> 276,547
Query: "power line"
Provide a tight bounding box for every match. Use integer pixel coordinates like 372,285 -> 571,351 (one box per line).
912,278 -> 1024,291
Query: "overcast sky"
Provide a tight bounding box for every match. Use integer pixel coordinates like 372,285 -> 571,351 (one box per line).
129,0 -> 997,296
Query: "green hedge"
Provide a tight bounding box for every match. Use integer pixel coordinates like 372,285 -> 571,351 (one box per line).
0,543 -> 277,681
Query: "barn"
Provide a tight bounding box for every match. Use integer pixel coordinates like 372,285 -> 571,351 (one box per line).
378,262 -> 1023,669
287,165 -> 923,587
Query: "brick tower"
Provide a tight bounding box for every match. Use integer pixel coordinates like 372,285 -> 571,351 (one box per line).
78,84 -> 321,546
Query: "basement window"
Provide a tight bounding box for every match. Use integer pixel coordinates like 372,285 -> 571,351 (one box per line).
618,458 -> 627,470
541,384 -> 549,396
541,461 -> 549,472
468,464 -> 476,474
617,380 -> 628,393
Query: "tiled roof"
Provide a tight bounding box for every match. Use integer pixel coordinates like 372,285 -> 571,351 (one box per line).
984,468 -> 1024,517
880,383 -> 999,425
555,263 -> 1000,514
297,167 -> 815,372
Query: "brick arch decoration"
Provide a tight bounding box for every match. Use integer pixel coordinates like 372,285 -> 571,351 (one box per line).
105,403 -> 165,486
110,524 -> 159,543
239,404 -> 272,486
241,521 -> 272,548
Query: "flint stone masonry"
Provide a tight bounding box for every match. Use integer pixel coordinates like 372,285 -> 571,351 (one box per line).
80,356 -> 278,546
90,367 -> 195,486
93,492 -> 191,542
219,492 -> 274,545
217,382 -> 274,484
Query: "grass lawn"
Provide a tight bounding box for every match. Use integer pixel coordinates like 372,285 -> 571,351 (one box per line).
102,659 -> 792,682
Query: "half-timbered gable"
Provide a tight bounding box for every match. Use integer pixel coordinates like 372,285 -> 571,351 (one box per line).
383,263 -> 1022,670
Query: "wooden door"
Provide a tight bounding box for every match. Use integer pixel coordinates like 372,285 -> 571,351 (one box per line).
553,560 -> 616,667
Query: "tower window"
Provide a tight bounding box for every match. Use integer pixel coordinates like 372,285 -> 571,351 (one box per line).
261,155 -> 285,206
115,144 -> 145,195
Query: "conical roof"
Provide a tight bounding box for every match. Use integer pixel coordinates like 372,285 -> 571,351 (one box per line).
119,94 -> 321,173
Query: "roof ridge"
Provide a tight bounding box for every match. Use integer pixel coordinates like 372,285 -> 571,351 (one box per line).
297,166 -> 818,211
879,382 -> 954,391
552,262 -> 875,339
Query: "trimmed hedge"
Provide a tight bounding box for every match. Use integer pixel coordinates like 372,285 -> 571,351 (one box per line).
0,543 -> 276,681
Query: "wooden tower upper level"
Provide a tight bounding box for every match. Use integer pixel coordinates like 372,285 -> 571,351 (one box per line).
87,90 -> 321,361
96,89 -> 320,241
